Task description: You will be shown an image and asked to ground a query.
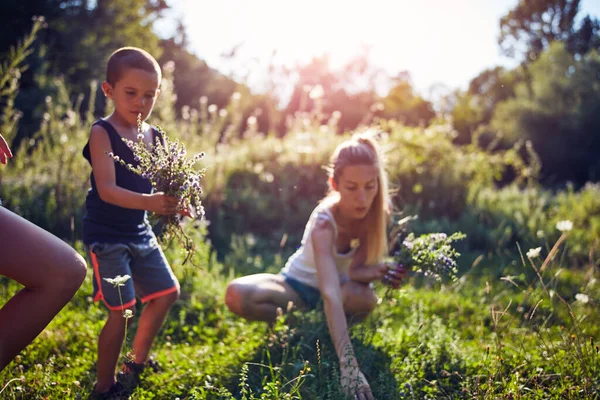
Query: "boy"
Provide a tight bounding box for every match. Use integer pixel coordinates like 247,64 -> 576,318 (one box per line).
83,47 -> 180,398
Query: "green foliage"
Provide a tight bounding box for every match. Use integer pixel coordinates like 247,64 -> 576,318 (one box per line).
491,42 -> 600,185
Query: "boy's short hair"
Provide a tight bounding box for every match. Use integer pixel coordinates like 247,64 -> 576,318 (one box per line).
106,47 -> 162,86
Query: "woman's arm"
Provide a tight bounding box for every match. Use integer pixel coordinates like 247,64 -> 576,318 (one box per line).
313,219 -> 374,399
313,219 -> 355,363
347,242 -> 387,283
89,125 -> 178,214
348,242 -> 406,288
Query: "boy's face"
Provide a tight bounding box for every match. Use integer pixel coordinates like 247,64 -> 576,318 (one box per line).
102,68 -> 161,127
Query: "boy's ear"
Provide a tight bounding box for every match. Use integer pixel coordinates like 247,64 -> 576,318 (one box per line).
328,176 -> 337,191
101,81 -> 113,98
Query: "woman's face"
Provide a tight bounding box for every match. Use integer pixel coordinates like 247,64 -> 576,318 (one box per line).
335,164 -> 379,220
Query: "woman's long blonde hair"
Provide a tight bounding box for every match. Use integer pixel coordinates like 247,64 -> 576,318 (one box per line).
323,131 -> 390,265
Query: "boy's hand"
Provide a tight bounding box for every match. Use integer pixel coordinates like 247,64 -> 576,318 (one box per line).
381,262 -> 408,289
0,134 -> 13,164
145,192 -> 179,215
177,202 -> 196,219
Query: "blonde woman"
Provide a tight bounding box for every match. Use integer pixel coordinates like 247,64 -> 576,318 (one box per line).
225,132 -> 406,400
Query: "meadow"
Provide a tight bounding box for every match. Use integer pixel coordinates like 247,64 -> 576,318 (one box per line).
0,33 -> 599,400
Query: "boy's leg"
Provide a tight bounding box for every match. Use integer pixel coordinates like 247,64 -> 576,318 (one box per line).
131,289 -> 178,364
225,273 -> 307,323
88,242 -> 136,393
129,240 -> 179,365
96,308 -> 132,392
0,207 -> 87,371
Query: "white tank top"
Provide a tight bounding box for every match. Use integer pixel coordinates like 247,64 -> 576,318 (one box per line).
281,204 -> 358,289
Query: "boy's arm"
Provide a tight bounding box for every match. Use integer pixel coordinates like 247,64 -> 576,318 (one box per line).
89,125 -> 178,214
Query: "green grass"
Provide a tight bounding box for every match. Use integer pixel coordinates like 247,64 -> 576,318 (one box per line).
1,231 -> 599,399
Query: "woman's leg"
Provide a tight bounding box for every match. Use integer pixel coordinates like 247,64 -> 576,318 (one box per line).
0,207 -> 87,371
341,280 -> 378,324
225,273 -> 306,323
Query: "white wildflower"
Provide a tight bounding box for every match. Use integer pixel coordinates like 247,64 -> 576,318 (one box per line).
575,293 -> 589,304
309,84 -> 324,99
526,247 -> 542,259
123,309 -> 134,319
103,274 -> 131,287
556,220 -> 573,232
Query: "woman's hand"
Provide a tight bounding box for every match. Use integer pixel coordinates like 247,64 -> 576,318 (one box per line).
0,134 -> 13,164
340,364 -> 375,400
381,262 -> 408,289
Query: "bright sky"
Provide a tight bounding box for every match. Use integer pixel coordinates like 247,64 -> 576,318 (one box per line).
156,0 -> 600,98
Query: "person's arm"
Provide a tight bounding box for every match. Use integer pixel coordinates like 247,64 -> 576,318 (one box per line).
0,134 -> 13,164
348,243 -> 406,288
88,125 -> 178,214
347,243 -> 386,283
312,220 -> 374,400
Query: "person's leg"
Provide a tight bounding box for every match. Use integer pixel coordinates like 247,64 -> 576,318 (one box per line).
131,289 -> 178,364
88,242 -> 136,393
129,242 -> 179,365
95,307 -> 134,392
0,207 -> 87,372
341,280 -> 378,324
225,273 -> 307,323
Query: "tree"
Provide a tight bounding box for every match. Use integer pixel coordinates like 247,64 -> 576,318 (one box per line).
382,74 -> 435,127
490,42 -> 600,185
498,0 -> 599,61
450,67 -> 520,144
0,0 -> 168,146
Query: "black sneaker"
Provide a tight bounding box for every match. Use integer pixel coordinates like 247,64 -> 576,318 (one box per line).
122,357 -> 161,376
118,357 -> 162,389
89,381 -> 128,400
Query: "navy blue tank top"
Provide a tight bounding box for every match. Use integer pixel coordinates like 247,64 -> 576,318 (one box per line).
82,119 -> 160,244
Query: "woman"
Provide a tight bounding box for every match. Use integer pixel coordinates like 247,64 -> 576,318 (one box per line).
225,132 -> 406,400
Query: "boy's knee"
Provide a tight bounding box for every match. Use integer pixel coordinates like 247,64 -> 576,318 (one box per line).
109,305 -> 136,320
167,287 -> 181,304
225,281 -> 247,316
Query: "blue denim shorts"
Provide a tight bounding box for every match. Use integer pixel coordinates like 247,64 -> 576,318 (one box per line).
88,237 -> 179,311
282,273 -> 322,310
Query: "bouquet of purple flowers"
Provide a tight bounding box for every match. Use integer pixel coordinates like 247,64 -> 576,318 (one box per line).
387,217 -> 466,283
392,232 -> 465,282
109,115 -> 206,264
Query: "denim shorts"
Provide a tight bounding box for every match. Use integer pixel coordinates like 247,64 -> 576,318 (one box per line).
282,273 -> 322,310
88,237 -> 179,311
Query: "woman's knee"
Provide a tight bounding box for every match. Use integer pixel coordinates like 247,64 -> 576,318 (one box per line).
225,280 -> 249,316
46,249 -> 87,294
343,282 -> 378,315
